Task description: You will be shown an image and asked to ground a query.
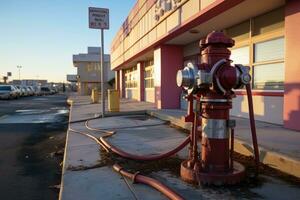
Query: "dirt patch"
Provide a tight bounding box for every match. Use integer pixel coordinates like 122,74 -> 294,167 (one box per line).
233,152 -> 300,186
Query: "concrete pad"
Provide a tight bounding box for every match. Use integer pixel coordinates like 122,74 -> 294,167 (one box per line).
60,167 -> 137,200
86,115 -> 165,130
106,125 -> 188,158
67,129 -> 98,147
65,143 -> 101,170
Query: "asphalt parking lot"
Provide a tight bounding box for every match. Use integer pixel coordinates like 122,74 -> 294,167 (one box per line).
0,94 -> 69,200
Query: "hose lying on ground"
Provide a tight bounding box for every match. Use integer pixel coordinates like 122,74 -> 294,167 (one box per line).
113,164 -> 184,200
85,119 -> 191,161
69,120 -> 188,200
68,128 -> 111,152
99,135 -> 190,161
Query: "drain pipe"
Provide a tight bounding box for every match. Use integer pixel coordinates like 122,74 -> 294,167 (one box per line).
245,84 -> 260,175
113,164 -> 184,200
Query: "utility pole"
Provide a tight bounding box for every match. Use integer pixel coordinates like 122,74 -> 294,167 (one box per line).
17,65 -> 22,81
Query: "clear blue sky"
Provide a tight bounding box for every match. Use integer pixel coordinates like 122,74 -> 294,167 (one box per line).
0,0 -> 136,82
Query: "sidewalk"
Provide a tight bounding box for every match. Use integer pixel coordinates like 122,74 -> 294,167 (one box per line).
60,95 -> 300,200
67,95 -> 300,178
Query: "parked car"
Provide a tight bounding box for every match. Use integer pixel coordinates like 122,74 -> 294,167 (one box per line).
40,86 -> 52,95
0,85 -> 18,99
21,86 -> 29,96
15,86 -> 24,96
12,85 -> 21,98
26,86 -> 34,96
31,86 -> 41,96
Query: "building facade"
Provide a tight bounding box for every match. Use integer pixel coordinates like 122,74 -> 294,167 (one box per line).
110,0 -> 300,131
12,79 -> 47,86
73,47 -> 114,95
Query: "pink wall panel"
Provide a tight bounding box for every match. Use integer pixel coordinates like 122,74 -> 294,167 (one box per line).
155,45 -> 183,109
284,0 -> 300,131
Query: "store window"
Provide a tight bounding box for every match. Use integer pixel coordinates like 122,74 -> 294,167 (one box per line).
86,62 -> 100,72
226,7 -> 284,91
253,63 -> 284,90
125,67 -> 138,88
230,46 -> 250,65
144,60 -> 154,88
253,37 -> 284,90
226,20 -> 249,41
253,8 -> 284,36
254,37 -> 284,62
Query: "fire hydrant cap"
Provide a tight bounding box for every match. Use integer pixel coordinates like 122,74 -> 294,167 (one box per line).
200,31 -> 235,48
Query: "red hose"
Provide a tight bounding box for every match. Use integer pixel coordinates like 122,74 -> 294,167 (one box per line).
100,136 -> 190,161
245,84 -> 260,174
113,164 -> 184,200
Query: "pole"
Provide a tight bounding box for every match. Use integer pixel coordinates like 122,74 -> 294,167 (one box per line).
17,65 -> 22,81
100,29 -> 105,117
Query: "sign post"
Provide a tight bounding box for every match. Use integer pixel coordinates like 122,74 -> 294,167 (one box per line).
89,7 -> 109,117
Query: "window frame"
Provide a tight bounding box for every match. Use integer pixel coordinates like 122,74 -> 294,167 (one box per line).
226,9 -> 285,91
124,66 -> 138,89
144,60 -> 154,89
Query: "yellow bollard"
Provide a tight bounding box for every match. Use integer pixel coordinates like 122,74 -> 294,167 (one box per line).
108,89 -> 120,112
91,88 -> 99,103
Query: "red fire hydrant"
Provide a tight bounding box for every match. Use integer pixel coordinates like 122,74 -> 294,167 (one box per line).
177,31 -> 252,185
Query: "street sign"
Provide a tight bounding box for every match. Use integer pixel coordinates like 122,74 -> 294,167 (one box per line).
89,7 -> 109,29
7,72 -> 12,76
88,7 -> 109,117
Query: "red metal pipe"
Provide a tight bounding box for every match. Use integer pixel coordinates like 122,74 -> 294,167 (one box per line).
230,128 -> 234,170
245,84 -> 260,175
192,107 -> 199,163
100,136 -> 190,161
113,164 -> 185,200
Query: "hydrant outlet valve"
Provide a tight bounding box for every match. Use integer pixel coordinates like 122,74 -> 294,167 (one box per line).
177,61 -> 251,94
234,64 -> 251,88
176,62 -> 199,94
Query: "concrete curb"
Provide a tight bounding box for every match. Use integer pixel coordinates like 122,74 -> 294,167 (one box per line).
146,110 -> 300,178
59,99 -> 74,200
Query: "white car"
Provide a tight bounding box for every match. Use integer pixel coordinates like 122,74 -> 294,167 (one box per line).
12,85 -> 21,98
26,86 -> 34,96
31,86 -> 41,96
0,85 -> 18,99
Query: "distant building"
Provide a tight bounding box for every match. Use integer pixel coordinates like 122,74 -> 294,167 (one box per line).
66,74 -> 78,92
73,47 -> 114,95
67,74 -> 77,83
12,79 -> 47,86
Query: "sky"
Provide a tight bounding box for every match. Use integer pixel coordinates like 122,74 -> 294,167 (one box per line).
0,0 -> 136,82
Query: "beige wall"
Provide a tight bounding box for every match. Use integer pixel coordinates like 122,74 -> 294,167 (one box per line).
231,95 -> 283,125
145,88 -> 155,103
125,88 -> 139,100
77,62 -> 110,83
